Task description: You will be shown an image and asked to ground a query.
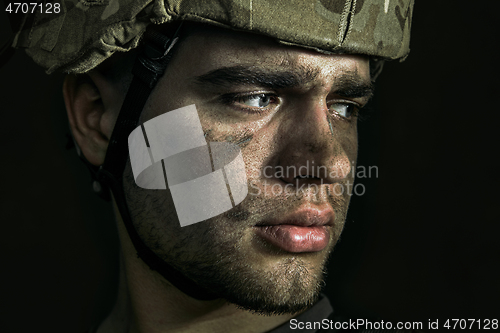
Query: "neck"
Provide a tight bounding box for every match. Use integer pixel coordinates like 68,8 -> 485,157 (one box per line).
96,205 -> 295,333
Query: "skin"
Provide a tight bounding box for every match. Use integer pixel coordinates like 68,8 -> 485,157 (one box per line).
64,26 -> 371,333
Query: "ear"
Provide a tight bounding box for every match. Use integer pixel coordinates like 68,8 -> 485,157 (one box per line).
63,71 -> 121,166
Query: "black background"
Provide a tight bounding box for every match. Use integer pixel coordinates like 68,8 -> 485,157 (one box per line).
1,2 -> 499,332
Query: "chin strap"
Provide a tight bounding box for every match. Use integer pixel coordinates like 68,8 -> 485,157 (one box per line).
96,23 -> 218,301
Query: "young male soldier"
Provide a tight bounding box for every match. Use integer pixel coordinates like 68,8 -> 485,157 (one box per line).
6,0 -> 415,332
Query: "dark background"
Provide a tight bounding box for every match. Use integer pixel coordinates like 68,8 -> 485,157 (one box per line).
1,2 -> 499,332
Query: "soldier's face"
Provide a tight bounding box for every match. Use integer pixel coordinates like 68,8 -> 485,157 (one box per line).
123,27 -> 371,314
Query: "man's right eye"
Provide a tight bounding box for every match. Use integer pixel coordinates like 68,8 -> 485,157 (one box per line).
219,92 -> 281,115
234,93 -> 278,110
218,92 -> 280,115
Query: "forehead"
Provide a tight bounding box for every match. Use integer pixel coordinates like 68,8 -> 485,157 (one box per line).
176,25 -> 370,82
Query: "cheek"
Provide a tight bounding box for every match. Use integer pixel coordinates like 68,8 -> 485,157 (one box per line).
198,109 -> 279,175
344,124 -> 358,160
239,132 -> 277,181
331,119 -> 358,160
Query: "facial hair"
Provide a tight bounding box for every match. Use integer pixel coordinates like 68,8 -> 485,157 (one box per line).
123,162 -> 349,315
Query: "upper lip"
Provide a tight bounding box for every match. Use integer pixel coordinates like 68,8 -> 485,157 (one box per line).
255,205 -> 335,227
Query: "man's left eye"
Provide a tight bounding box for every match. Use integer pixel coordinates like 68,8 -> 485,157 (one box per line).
330,103 -> 358,118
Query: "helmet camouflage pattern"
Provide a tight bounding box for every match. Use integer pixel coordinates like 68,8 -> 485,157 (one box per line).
12,0 -> 414,74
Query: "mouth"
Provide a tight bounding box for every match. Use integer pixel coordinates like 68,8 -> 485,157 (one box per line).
254,205 -> 334,253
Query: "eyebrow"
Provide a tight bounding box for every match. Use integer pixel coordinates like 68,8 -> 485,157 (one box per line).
194,65 -> 318,89
333,75 -> 374,99
193,65 -> 373,99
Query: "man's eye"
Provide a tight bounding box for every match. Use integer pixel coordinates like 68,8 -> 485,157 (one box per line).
330,103 -> 358,118
237,94 -> 275,108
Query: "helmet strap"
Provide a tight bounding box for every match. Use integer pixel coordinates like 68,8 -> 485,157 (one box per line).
96,22 -> 218,301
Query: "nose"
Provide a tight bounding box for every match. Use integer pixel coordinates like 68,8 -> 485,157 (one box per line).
274,99 -> 353,186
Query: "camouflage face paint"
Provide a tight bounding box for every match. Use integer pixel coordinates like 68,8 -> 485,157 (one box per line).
128,104 -> 248,227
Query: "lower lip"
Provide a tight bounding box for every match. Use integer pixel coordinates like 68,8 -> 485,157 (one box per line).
254,225 -> 330,253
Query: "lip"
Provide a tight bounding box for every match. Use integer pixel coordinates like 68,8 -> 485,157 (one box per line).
254,206 -> 334,253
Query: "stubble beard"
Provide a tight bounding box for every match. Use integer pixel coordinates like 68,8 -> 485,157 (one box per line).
123,165 -> 347,315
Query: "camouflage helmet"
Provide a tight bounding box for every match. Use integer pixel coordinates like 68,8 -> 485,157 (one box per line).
11,0 -> 414,74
